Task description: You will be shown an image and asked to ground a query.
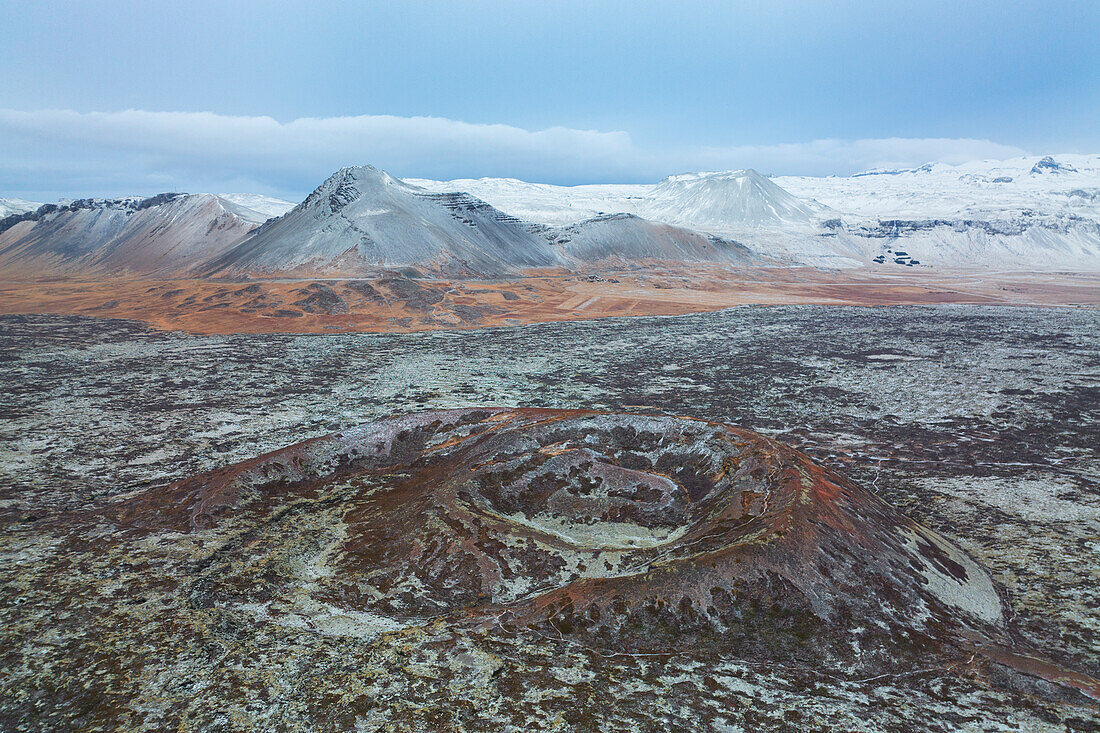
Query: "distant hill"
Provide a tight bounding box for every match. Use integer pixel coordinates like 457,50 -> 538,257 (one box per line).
641,169 -> 822,228
0,197 -> 42,218
547,213 -> 762,265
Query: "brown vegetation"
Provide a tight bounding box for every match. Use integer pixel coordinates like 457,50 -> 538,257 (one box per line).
0,266 -> 1096,335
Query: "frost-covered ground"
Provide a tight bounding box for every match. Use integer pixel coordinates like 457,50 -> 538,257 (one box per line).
1,306 -> 1097,730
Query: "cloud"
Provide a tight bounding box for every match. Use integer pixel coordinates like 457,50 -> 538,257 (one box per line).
0,108 -> 1030,200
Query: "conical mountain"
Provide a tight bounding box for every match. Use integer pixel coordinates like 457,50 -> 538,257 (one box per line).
642,168 -> 821,228
201,165 -> 566,277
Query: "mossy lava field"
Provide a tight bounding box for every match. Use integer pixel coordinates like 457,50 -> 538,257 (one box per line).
1,305 -> 1098,731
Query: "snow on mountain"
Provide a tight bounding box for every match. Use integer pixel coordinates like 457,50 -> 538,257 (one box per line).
4,154 -> 1097,276
203,166 -> 778,277
0,193 -> 277,277
640,169 -> 823,228
0,198 -> 42,218
202,166 -> 566,278
411,155 -> 1100,270
774,154 -> 1100,269
409,171 -> 850,266
404,170 -> 822,230
216,193 -> 295,221
775,154 -> 1100,220
402,177 -> 649,226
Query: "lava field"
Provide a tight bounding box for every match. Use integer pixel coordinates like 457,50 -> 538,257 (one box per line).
1,305 -> 1098,731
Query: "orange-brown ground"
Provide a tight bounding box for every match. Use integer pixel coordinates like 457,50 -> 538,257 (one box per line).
0,266 -> 1096,335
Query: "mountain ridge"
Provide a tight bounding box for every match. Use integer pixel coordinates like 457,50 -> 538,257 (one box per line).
0,193 -> 292,277
3,154 -> 1099,276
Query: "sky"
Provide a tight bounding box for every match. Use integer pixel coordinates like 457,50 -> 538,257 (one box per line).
0,0 -> 1097,201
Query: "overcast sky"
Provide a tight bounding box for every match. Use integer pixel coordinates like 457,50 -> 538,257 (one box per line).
1,0 -> 1097,201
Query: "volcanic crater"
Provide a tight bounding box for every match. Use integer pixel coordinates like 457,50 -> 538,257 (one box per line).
104,406 -> 1100,701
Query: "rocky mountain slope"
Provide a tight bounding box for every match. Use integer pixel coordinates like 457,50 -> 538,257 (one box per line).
0,193 -> 292,277
201,166 -> 770,277
200,165 -> 565,278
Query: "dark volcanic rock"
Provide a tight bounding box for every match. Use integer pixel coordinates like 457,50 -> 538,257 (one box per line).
379,275 -> 445,311
292,282 -> 349,315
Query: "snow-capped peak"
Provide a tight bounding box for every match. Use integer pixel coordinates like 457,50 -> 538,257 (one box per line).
642,168 -> 821,228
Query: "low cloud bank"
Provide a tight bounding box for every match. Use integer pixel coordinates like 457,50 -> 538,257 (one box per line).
0,108 -> 1028,200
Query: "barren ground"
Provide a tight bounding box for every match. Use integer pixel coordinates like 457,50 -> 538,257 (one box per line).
0,267 -> 1095,335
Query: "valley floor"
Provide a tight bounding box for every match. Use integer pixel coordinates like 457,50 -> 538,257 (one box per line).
0,266 -> 1096,335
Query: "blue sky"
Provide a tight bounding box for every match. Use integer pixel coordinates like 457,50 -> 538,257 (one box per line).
1,0 -> 1097,200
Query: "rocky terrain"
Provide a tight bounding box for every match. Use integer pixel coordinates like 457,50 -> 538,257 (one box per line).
2,305 -> 1097,730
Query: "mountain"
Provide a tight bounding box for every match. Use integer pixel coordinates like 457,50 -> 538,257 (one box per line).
0,193 -> 292,277
778,154 -> 1100,269
412,155 -> 1100,270
0,197 -> 41,218
547,213 -> 762,265
201,166 -> 565,278
405,170 -> 824,231
403,176 -> 649,227
6,154 -> 1098,276
216,193 -> 297,220
640,169 -> 822,229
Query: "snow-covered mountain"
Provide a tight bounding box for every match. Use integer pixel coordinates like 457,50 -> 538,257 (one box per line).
0,198 -> 42,218
201,165 -> 566,277
0,193 -> 290,277
411,154 -> 1100,269
407,170 -> 847,266
3,154 -> 1098,276
640,169 -> 823,228
202,165 -> 766,278
216,193 -> 296,220
404,169 -> 823,230
776,155 -> 1100,220
774,154 -> 1100,269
